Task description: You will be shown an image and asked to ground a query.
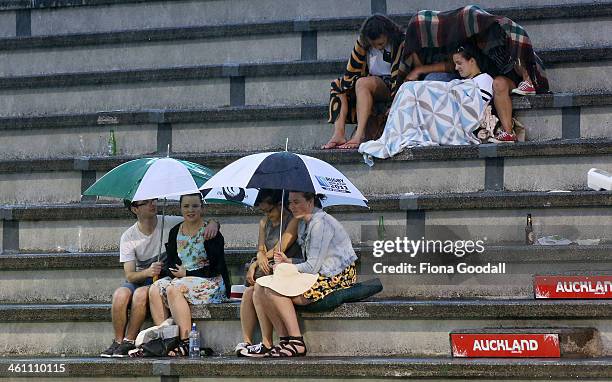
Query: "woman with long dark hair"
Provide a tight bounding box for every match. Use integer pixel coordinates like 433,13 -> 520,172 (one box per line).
323,14 -> 405,150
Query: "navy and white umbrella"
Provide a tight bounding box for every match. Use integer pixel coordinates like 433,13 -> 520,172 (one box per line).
200,151 -> 368,208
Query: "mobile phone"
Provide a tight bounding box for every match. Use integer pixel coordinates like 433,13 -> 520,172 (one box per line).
169,267 -> 178,272
383,49 -> 392,63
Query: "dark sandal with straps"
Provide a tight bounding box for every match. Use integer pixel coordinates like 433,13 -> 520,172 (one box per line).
166,339 -> 189,357
266,336 -> 307,357
263,336 -> 289,358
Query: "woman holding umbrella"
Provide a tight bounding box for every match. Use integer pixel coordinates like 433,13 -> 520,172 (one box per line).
148,193 -> 230,357
199,150 -> 368,356
236,188 -> 302,357
252,191 -> 358,357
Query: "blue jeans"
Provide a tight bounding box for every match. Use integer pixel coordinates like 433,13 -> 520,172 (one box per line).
424,72 -> 460,82
121,278 -> 153,293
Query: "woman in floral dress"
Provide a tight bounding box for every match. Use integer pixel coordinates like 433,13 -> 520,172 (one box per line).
148,193 -> 229,356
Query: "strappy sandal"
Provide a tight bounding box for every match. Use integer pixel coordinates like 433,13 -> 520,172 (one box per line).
265,336 -> 307,357
166,339 -> 189,357
262,336 -> 289,358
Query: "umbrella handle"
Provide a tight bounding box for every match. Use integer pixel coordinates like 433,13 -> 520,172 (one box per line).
276,189 -> 285,265
157,198 -> 166,265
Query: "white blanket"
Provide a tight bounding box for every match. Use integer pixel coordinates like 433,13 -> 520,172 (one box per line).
359,79 -> 484,165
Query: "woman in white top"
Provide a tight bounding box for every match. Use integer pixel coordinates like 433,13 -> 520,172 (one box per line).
323,15 -> 405,149
452,45 -> 493,104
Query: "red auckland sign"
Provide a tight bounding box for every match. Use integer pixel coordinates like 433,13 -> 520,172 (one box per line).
451,333 -> 560,358
534,276 -> 612,299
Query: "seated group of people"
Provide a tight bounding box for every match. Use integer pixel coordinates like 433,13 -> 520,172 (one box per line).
101,189 -> 356,358
323,7 -> 549,152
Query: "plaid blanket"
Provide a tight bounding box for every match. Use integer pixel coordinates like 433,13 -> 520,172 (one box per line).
402,5 -> 549,93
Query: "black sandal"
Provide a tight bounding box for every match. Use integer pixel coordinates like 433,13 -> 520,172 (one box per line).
166,339 -> 189,357
266,336 -> 307,357
263,336 -> 289,358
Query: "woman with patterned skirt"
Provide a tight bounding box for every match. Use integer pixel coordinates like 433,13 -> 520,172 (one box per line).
148,193 -> 230,356
251,192 -> 357,357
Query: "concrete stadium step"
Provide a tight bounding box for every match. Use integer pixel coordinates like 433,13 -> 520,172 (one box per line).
0,47 -> 609,117
0,245 -> 609,303
0,249 -> 252,304
0,357 -> 611,381
0,46 -> 609,90
1,191 -> 610,252
1,138 -> 611,204
0,3 -> 609,76
0,300 -> 610,357
0,0 -> 603,37
0,92 -> 609,159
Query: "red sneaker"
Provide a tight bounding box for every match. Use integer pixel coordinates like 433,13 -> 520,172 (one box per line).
511,81 -> 536,96
494,131 -> 517,143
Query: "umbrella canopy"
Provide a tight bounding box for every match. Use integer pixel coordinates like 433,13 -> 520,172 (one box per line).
83,157 -> 214,201
200,151 -> 368,208
203,187 -> 260,206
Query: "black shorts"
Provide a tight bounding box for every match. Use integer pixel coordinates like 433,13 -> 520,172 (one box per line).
375,75 -> 392,91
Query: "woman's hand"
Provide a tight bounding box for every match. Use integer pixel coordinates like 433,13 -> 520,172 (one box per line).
170,264 -> 186,278
246,262 -> 257,286
257,251 -> 271,274
273,251 -> 289,265
406,68 -> 422,81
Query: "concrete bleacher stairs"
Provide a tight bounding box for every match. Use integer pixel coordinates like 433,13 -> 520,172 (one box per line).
0,0 -> 611,380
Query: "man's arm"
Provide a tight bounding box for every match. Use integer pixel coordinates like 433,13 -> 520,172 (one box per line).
123,260 -> 160,283
203,219 -> 220,240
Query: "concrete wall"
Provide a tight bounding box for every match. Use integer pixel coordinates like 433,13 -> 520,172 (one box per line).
30,0 -> 371,35
0,125 -> 158,159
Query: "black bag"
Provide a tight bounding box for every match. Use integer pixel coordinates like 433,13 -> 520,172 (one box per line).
141,337 -> 180,357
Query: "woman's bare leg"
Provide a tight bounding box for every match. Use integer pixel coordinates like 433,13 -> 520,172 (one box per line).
322,93 -> 349,149
493,76 -> 517,133
252,284 -> 278,348
339,76 -> 390,149
148,284 -> 170,326
166,285 -> 192,340
264,288 -> 301,337
514,62 -> 531,83
240,287 -> 257,344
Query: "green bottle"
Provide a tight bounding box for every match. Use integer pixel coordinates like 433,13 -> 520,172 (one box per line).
377,215 -> 386,241
108,129 -> 117,156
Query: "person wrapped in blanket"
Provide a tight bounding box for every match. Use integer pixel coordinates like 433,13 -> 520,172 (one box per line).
247,192 -> 357,357
147,193 -> 230,357
235,189 -> 303,357
322,14 -> 405,150
359,43 -> 494,161
397,6 -> 549,143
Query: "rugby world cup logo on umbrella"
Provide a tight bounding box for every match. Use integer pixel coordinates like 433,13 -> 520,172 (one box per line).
315,176 -> 350,193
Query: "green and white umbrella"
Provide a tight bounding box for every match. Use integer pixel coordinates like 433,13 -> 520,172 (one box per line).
83,157 -> 215,263
83,157 -> 214,201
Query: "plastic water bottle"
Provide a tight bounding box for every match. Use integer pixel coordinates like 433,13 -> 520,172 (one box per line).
188,323 -> 200,358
